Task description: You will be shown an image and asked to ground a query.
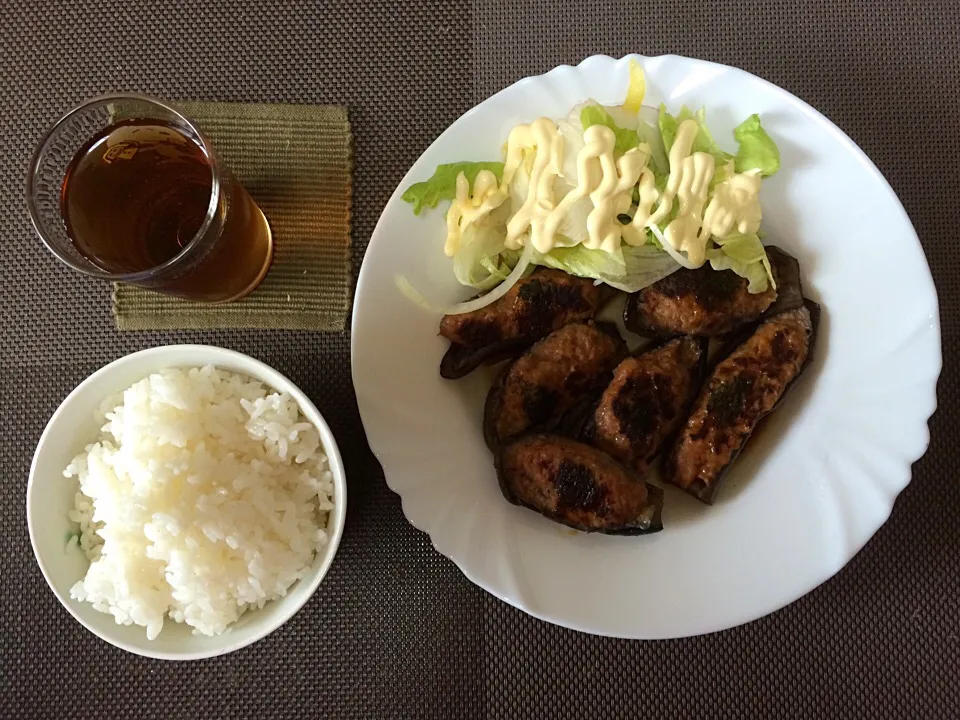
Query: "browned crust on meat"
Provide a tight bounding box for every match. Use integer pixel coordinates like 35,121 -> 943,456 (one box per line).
624,265 -> 776,337
439,269 -> 610,378
590,336 -> 705,475
496,433 -> 663,534
484,323 -> 625,448
663,305 -> 815,503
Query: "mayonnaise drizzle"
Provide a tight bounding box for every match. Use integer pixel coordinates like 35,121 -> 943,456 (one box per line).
444,114 -> 766,267
701,168 -> 763,240
503,118 -> 566,252
444,169 -> 504,256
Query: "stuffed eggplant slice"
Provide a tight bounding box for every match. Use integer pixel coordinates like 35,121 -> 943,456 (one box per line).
496,433 -> 664,534
762,246 -> 803,319
663,301 -> 820,504
623,246 -> 802,338
588,336 -> 707,476
439,268 -> 612,379
484,323 -> 626,449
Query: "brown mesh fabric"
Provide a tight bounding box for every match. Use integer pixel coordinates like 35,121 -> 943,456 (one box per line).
1,1 -> 957,718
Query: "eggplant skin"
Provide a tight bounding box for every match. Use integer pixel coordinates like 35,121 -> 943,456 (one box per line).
762,246 -> 804,318
441,337 -> 529,380
623,251 -> 791,338
496,433 -> 664,534
439,269 -> 612,379
483,322 -> 626,450
663,301 -> 820,504
589,335 -> 707,476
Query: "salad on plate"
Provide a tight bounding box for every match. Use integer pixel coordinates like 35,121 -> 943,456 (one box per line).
396,61 -> 817,532
401,60 -> 782,310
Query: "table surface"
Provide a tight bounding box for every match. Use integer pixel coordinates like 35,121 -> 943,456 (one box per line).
2,2 -> 958,718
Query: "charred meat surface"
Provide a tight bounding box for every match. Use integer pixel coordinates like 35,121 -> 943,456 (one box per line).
439,268 -> 610,378
497,433 -> 664,534
623,261 -> 777,337
484,323 -> 626,448
590,336 -> 706,475
663,303 -> 818,504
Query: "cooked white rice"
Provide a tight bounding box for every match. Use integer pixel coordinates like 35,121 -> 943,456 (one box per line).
65,365 -> 334,640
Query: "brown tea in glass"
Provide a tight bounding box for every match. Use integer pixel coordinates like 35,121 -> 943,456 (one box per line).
28,95 -> 273,303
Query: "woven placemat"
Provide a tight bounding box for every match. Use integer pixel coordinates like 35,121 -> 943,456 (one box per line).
3,1 -> 959,719
112,101 -> 352,331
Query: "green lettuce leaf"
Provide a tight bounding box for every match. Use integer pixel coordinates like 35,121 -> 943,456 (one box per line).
533,243 -> 678,293
714,232 -> 766,263
733,114 -> 780,176
708,250 -> 768,294
658,105 -> 680,154
580,104 -> 640,156
708,233 -> 774,293
644,228 -> 664,251
658,105 -> 733,165
691,107 -> 733,164
489,236 -> 678,293
402,161 -> 505,215
636,118 -> 668,177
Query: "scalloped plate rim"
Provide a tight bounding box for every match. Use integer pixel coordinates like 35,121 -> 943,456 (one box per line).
351,53 -> 942,639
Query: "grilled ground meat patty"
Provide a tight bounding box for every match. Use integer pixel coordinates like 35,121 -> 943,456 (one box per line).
624,265 -> 775,337
497,433 -> 664,534
589,336 -> 706,476
623,249 -> 801,338
439,268 -> 609,378
484,323 -> 625,449
663,303 -> 818,504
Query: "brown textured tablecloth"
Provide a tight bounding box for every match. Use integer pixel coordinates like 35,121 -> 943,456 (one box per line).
2,2 -> 957,718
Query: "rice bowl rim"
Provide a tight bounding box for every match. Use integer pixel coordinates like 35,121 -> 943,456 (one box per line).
26,344 -> 347,661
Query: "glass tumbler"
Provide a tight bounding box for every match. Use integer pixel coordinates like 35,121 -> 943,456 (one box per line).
27,94 -> 273,303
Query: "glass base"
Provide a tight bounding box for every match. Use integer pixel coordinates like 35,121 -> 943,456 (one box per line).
209,206 -> 274,304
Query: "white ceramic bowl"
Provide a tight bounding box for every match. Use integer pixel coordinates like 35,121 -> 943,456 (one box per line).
27,345 -> 347,660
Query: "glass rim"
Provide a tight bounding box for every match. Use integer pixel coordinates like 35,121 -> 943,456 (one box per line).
25,92 -> 222,282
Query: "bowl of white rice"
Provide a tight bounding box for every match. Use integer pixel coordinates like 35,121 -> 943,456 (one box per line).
27,345 -> 346,660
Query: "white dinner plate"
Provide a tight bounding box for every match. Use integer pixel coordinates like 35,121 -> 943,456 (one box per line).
351,54 -> 941,638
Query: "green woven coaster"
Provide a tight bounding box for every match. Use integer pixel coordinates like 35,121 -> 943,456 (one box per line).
113,102 -> 352,331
